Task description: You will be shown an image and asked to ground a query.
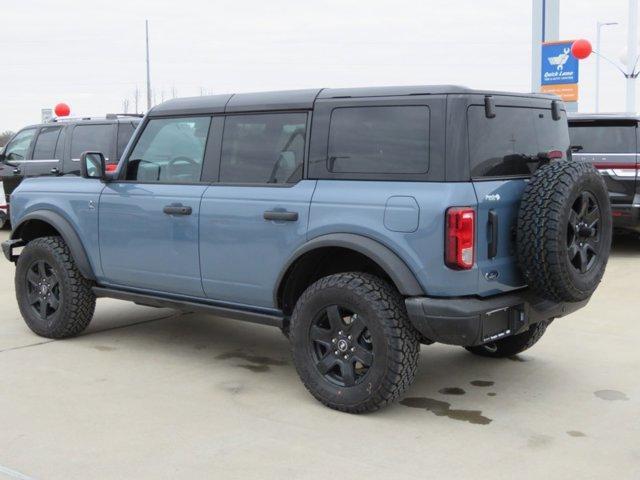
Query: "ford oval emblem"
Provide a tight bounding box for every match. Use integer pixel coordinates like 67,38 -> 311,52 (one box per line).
485,270 -> 500,281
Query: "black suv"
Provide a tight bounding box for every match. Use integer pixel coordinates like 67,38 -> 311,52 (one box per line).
0,115 -> 141,207
569,113 -> 640,233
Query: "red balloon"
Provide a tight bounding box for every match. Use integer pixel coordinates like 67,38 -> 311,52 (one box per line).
54,103 -> 70,117
571,39 -> 592,60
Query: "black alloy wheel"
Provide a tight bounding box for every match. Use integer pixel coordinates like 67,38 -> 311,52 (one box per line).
309,305 -> 374,387
25,259 -> 61,322
567,191 -> 601,274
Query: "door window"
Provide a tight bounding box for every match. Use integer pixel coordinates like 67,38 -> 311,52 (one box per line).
32,127 -> 63,160
327,106 -> 430,174
70,124 -> 114,161
126,116 -> 211,183
220,113 -> 307,184
117,122 -> 138,159
4,128 -> 36,161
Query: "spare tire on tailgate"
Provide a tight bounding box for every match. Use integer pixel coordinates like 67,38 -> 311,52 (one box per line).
517,160 -> 612,302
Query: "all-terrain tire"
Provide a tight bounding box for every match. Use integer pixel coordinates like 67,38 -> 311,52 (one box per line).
290,272 -> 420,413
465,320 -> 549,358
517,160 -> 612,302
15,236 -> 96,338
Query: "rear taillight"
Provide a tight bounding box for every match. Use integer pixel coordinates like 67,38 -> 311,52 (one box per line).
445,207 -> 475,270
105,163 -> 118,173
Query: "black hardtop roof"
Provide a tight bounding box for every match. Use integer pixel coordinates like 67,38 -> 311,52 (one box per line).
149,85 -> 558,116
568,112 -> 640,122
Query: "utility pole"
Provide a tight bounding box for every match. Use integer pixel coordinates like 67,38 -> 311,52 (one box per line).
531,0 -> 560,93
626,0 -> 638,112
145,20 -> 152,112
595,21 -> 618,113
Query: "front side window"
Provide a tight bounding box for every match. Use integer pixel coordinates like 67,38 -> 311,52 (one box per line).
4,128 -> 36,161
32,126 -> 62,160
220,113 -> 307,184
71,124 -> 114,161
126,116 -> 211,183
327,106 -> 430,174
569,121 -> 637,154
117,122 -> 138,159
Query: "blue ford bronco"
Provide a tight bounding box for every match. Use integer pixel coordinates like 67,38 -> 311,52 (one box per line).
2,86 -> 612,413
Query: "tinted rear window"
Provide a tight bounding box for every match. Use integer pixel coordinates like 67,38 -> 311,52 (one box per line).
71,124 -> 114,161
327,106 -> 429,174
117,122 -> 138,159
468,106 -> 569,178
32,126 -> 62,160
569,121 -> 637,153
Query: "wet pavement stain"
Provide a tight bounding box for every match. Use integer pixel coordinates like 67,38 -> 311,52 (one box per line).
400,397 -> 492,425
507,355 -> 526,362
528,434 -> 553,448
194,344 -> 208,350
93,346 -> 117,352
470,380 -> 494,387
567,430 -> 587,437
594,389 -> 629,401
438,387 -> 466,395
218,381 -> 244,394
487,392 -> 497,397
238,364 -> 270,373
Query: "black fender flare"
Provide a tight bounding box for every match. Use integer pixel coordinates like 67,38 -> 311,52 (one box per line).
11,210 -> 96,281
274,233 -> 424,305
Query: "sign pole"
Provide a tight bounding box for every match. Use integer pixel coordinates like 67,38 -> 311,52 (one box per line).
626,0 -> 638,113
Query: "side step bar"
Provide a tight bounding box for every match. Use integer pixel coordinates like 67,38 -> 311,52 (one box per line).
92,287 -> 284,328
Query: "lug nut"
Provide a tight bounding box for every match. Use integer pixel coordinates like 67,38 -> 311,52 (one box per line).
351,347 -> 355,352
334,350 -> 339,355
332,338 -> 336,343
343,355 -> 348,359
347,335 -> 352,340
338,330 -> 343,335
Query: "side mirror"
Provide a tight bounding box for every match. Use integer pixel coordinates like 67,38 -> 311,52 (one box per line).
79,151 -> 106,180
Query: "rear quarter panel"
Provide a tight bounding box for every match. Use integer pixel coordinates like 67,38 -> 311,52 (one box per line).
308,180 -> 480,297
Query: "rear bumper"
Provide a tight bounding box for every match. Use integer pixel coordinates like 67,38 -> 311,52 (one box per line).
405,290 -> 589,347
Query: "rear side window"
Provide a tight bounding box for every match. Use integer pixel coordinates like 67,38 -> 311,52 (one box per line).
32,126 -> 62,160
569,121 -> 637,153
71,124 -> 114,161
220,113 -> 307,184
327,106 -> 429,174
468,106 -> 569,178
117,122 -> 137,159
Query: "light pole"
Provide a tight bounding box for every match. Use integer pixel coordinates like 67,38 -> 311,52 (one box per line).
596,21 -> 618,112
626,0 -> 638,112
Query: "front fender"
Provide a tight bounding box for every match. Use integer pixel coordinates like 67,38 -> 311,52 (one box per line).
12,210 -> 96,280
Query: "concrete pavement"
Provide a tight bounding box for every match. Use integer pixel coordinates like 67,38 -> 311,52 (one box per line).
0,229 -> 638,479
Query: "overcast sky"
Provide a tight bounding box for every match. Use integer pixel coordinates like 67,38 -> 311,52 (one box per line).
0,0 -> 636,131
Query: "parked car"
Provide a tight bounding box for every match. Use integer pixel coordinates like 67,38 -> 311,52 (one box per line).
0,114 -> 141,212
569,113 -> 640,234
3,86 -> 612,413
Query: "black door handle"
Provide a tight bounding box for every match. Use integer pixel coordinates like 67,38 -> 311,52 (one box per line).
13,168 -> 21,175
263,210 -> 298,222
50,167 -> 60,175
163,204 -> 192,216
488,209 -> 499,259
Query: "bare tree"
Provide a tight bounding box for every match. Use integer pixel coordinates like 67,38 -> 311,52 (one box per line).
122,98 -> 130,114
0,131 -> 14,147
160,89 -> 165,103
171,85 -> 178,99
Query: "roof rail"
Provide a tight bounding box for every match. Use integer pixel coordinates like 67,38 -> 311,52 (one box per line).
105,113 -> 144,119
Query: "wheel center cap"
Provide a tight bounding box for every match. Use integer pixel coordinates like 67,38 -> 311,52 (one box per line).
39,284 -> 48,296
578,224 -> 594,238
337,339 -> 349,353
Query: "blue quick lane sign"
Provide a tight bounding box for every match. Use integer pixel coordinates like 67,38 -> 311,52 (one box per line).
541,41 -> 579,85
